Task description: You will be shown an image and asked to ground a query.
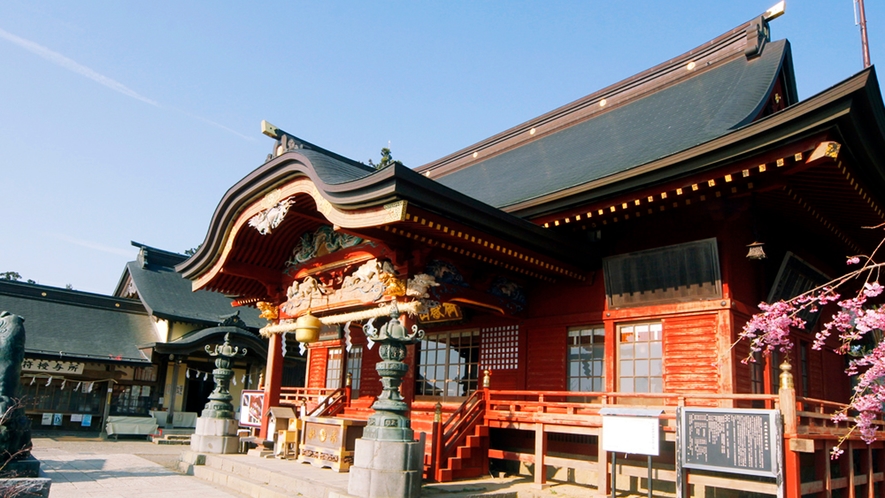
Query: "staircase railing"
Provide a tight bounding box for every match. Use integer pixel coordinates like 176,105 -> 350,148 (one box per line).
429,389 -> 487,482
307,388 -> 347,417
279,387 -> 347,416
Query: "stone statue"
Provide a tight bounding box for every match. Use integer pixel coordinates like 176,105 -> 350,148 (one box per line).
0,312 -> 31,464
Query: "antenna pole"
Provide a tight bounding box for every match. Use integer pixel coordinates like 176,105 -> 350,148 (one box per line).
858,0 -> 872,68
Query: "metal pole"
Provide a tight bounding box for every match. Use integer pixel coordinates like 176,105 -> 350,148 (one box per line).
858,0 -> 872,68
648,455 -> 653,498
611,452 -> 616,498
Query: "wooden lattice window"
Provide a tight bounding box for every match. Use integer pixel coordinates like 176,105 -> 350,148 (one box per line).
325,348 -> 343,389
618,322 -> 663,393
479,325 -> 519,371
750,351 -> 765,394
568,326 -> 605,392
416,330 -> 480,400
346,346 -> 363,392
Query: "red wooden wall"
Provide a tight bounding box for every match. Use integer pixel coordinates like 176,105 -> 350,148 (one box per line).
662,314 -> 720,393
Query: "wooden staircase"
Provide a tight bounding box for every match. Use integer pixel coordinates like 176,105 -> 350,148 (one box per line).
423,391 -> 490,482
434,422 -> 489,481
296,390 -> 489,482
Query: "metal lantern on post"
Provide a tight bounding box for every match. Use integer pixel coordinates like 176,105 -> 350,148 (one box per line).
348,301 -> 426,498
201,332 -> 247,419
362,302 -> 424,442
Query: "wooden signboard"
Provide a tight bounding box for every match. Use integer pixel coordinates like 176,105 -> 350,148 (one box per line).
678,407 -> 782,478
299,416 -> 366,472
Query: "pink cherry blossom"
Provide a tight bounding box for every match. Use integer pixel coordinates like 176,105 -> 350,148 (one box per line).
736,228 -> 885,458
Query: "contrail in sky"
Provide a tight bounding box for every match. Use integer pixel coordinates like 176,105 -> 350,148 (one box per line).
0,27 -> 252,140
49,233 -> 133,257
0,27 -> 158,106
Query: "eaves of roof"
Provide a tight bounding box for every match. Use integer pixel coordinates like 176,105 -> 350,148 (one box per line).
140,326 -> 268,359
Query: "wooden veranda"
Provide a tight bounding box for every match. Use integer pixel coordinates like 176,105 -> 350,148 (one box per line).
276,364 -> 884,498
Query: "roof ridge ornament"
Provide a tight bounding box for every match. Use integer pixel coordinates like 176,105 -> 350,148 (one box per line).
746,2 -> 785,59
261,120 -> 310,162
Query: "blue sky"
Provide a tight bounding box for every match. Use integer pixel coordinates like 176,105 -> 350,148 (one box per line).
1,1 -> 881,294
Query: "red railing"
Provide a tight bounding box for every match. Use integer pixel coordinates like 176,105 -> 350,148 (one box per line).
307,388 -> 347,417
279,387 -> 342,414
483,390 -> 781,429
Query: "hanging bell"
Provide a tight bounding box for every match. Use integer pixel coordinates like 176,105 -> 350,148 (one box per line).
294,312 -> 321,344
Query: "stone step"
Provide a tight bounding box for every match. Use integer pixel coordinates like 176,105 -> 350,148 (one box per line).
183,451 -> 356,498
192,464 -> 288,498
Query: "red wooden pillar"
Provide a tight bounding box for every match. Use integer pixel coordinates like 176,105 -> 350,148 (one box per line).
259,332 -> 284,440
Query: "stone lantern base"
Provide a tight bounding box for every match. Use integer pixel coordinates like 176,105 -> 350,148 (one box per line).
348,438 -> 424,498
190,417 -> 240,454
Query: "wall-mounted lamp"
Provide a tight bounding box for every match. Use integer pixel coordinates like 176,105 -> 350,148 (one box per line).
746,241 -> 767,260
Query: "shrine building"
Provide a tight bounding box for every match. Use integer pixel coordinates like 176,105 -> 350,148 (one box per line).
177,6 -> 885,497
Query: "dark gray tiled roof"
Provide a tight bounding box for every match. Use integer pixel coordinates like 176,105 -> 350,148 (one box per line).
435,41 -> 789,209
126,261 -> 263,328
0,282 -> 153,363
297,149 -> 377,185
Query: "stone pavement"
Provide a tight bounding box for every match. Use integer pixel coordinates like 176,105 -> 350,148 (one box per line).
30,433 -> 249,498
28,432 -> 593,498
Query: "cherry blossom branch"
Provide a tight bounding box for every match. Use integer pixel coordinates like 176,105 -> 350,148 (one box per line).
736,224 -> 885,457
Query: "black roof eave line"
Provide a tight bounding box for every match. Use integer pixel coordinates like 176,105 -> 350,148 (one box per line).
507,68 -> 883,220
24,349 -> 151,366
384,165 -> 585,266
139,334 -> 268,359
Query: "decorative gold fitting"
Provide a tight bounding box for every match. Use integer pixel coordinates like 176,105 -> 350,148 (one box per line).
434,402 -> 443,423
345,372 -> 352,387
482,369 -> 491,389
779,361 -> 794,390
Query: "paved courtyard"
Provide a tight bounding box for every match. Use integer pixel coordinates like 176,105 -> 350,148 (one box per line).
26,432 -> 592,498
29,434 -> 248,498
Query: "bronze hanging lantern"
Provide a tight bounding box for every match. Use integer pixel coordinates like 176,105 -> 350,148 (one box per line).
746,241 -> 767,260
294,312 -> 321,343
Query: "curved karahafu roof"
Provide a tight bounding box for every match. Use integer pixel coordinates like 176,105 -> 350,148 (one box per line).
140,325 -> 268,359
177,141 -> 585,302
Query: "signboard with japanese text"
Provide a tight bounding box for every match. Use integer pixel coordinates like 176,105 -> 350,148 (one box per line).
418,303 -> 463,324
679,407 -> 782,478
22,358 -> 84,375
